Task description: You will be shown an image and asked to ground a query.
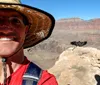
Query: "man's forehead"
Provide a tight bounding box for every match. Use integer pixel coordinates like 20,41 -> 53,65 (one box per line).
0,9 -> 24,18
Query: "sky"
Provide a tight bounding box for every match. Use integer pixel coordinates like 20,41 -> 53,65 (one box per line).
21,0 -> 100,20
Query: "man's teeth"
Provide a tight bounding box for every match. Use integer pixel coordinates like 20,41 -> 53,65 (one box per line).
0,38 -> 13,41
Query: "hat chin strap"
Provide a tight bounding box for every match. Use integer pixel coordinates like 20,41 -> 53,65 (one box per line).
2,57 -> 7,85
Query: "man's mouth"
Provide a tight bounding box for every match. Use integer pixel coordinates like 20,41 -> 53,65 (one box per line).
0,37 -> 14,41
0,32 -> 19,41
0,36 -> 18,41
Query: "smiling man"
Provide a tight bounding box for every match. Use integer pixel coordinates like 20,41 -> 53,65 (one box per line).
0,9 -> 28,57
0,0 -> 58,85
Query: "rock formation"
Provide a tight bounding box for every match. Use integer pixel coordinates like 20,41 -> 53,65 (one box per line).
49,47 -> 100,85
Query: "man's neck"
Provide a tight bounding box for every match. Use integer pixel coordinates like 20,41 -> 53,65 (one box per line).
0,48 -> 25,83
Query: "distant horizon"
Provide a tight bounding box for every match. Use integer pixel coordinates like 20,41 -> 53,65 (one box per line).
55,16 -> 100,21
56,16 -> 100,21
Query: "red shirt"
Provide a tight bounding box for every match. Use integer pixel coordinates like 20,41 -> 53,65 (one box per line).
0,57 -> 58,85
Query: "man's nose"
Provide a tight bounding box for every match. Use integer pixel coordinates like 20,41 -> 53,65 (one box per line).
3,19 -> 11,26
0,26 -> 14,34
0,22 -> 14,34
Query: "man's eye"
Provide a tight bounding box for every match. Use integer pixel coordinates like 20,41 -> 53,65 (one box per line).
10,18 -> 21,24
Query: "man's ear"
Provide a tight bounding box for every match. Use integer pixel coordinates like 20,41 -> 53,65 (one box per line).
25,25 -> 29,34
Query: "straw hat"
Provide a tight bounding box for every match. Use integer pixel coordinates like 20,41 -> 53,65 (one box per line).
0,0 -> 55,48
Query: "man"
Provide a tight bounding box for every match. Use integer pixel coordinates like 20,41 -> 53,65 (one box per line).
0,0 -> 58,85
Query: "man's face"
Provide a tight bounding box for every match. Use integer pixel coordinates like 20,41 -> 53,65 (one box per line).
0,9 -> 28,57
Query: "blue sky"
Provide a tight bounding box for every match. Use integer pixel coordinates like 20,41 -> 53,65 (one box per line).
21,0 -> 100,20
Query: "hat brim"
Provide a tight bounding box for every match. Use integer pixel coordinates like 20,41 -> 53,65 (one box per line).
0,3 -> 55,49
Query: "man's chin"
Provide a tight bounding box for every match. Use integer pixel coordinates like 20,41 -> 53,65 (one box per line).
0,51 -> 17,57
0,47 -> 21,58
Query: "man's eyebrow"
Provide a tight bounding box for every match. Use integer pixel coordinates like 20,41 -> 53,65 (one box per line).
11,15 -> 21,18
